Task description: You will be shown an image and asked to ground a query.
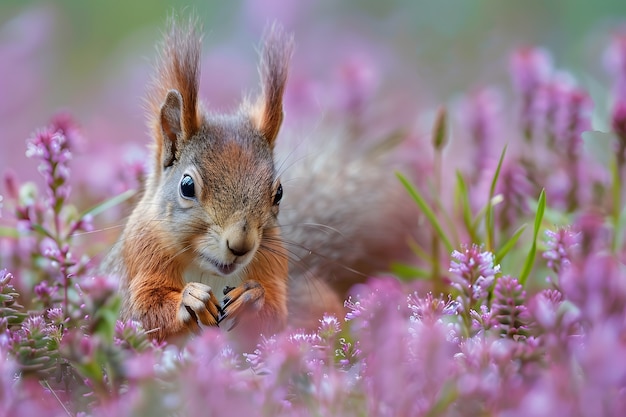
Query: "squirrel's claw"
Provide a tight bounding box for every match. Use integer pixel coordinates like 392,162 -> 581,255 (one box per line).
180,282 -> 221,327
218,280 -> 264,331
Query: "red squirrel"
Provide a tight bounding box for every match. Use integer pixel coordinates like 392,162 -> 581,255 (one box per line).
104,17 -> 416,343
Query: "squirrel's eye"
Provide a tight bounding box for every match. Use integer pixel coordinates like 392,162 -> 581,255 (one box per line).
272,183 -> 283,206
180,175 -> 196,199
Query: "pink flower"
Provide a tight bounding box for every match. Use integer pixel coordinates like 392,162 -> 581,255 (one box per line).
510,47 -> 553,138
449,244 -> 500,307
543,227 -> 581,275
510,47 -> 553,95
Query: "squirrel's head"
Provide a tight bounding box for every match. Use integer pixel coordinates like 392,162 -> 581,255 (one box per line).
144,19 -> 293,277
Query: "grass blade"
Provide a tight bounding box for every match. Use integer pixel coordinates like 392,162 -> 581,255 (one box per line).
397,172 -> 453,253
611,155 -> 622,252
430,183 -> 460,247
613,204 -> 626,253
519,189 -> 546,286
495,224 -> 527,264
80,189 -> 136,218
455,171 -> 477,243
485,145 -> 507,251
408,238 -> 433,264
391,262 -> 432,281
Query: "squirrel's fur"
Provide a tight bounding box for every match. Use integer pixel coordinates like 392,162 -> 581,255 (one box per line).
103,16 -> 416,345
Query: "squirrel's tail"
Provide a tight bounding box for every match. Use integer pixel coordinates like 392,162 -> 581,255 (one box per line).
276,128 -> 418,327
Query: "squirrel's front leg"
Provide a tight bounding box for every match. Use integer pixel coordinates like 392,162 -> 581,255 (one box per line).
130,280 -> 221,341
179,282 -> 222,328
219,280 -> 265,331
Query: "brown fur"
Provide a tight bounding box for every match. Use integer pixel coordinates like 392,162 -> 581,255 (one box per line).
246,23 -> 293,145
146,16 -> 201,171
103,17 -> 293,343
104,16 -> 418,344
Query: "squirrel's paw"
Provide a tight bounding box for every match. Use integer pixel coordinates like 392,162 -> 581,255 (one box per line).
179,282 -> 222,328
219,280 -> 264,331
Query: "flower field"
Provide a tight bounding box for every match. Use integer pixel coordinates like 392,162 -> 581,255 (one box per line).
1,2 -> 626,416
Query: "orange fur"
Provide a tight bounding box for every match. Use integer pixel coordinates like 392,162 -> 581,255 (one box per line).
146,16 -> 202,171
103,17 -> 293,343
246,24 -> 294,146
103,15 -> 417,344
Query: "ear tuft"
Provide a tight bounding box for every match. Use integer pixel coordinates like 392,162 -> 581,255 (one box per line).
148,15 -> 202,169
160,89 -> 183,167
250,23 -> 294,147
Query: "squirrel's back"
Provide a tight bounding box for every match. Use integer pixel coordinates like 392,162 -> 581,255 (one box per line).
276,128 -> 416,327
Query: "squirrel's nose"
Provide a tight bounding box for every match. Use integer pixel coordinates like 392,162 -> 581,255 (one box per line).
227,239 -> 252,257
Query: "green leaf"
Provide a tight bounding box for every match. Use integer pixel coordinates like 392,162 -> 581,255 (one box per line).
519,189 -> 546,286
397,172 -> 453,253
408,238 -> 433,264
486,145 -> 507,251
425,380 -> 458,417
610,153 -> 623,253
80,189 -> 136,218
391,262 -> 431,281
30,224 -> 55,240
613,203 -> 626,253
495,224 -> 527,264
430,183 -> 460,246
455,171 -> 477,243
92,296 -> 121,342
0,226 -> 19,239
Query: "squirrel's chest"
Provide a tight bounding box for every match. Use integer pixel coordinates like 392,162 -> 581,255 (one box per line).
182,264 -> 243,303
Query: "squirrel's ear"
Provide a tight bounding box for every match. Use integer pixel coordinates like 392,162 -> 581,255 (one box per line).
149,17 -> 202,168
249,24 -> 294,147
159,89 -> 183,167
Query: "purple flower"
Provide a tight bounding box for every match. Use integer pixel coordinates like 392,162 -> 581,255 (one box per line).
449,244 -> 500,307
459,87 -> 503,182
334,54 -> 379,117
343,277 -> 406,328
50,111 -> 83,150
407,292 -> 457,324
79,274 -> 117,305
0,269 -> 25,326
25,127 -> 72,211
344,296 -> 366,322
114,320 -> 153,352
510,47 -> 553,95
469,304 -> 493,333
22,315 -> 53,337
543,227 -> 580,275
613,99 -> 626,141
575,209 -> 610,255
604,31 -> 626,176
0,268 -> 12,287
317,314 -> 341,341
560,252 -> 626,323
604,30 -> 626,97
549,80 -> 592,150
336,337 -> 361,369
491,275 -> 529,339
33,280 -> 57,306
495,160 -> 534,230
45,307 -> 65,325
509,47 -> 553,139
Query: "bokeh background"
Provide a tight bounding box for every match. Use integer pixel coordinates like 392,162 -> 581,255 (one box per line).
1,0 -> 626,209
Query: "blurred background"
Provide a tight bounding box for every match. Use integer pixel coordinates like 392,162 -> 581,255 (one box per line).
1,0 -> 625,205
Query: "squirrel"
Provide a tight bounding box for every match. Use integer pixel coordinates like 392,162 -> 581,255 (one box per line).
103,16 -> 417,344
